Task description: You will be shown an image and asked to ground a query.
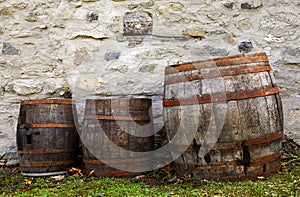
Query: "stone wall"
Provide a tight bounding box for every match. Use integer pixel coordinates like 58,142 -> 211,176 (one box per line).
0,0 -> 299,165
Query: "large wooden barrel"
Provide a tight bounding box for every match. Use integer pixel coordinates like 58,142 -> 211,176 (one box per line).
17,99 -> 79,176
163,52 -> 283,181
82,98 -> 154,177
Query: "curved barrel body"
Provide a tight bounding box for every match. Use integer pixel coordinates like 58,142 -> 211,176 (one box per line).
82,98 -> 154,177
163,52 -> 283,181
17,99 -> 79,176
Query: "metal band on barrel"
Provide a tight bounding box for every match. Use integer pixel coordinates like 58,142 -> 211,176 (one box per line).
84,157 -> 152,165
18,149 -> 77,154
165,52 -> 269,74
19,160 -> 75,167
83,115 -> 151,121
85,103 -> 151,110
169,130 -> 283,152
19,123 -> 75,128
175,156 -> 281,181
163,87 -> 280,106
165,65 -> 272,85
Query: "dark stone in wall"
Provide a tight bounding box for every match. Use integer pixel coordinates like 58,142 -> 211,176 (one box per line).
104,52 -> 121,61
282,48 -> 300,56
2,43 -> 20,55
224,2 -> 234,9
127,36 -> 144,47
123,11 -> 153,36
203,46 -> 229,56
241,3 -> 252,9
139,64 -> 156,73
86,12 -> 98,22
241,3 -> 263,10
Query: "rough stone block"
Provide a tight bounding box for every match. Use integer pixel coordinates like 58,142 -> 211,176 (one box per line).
138,64 -> 156,73
2,43 -> 20,55
0,7 -> 11,16
13,2 -> 28,10
264,34 -> 285,43
282,48 -> 300,64
9,80 -> 43,96
104,52 -> 121,61
203,46 -> 230,56
157,2 -> 185,14
86,12 -> 98,21
234,18 -> 251,30
240,1 -> 263,9
128,1 -> 154,9
182,28 -> 205,39
74,48 -> 88,66
25,14 -> 38,22
123,11 -> 153,36
62,7 -> 76,19
77,75 -> 103,90
224,2 -> 234,9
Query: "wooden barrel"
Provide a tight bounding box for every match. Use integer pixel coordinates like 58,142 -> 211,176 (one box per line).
17,99 -> 79,176
82,98 -> 154,177
163,52 -> 283,181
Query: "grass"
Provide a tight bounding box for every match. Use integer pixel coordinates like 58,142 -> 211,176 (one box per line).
0,140 -> 299,197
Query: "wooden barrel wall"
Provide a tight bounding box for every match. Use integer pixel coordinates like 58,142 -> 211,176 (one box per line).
163,52 -> 283,181
82,98 -> 154,177
17,99 -> 79,176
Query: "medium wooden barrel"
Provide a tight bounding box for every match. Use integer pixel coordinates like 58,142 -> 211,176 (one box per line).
82,98 -> 154,177
163,52 -> 283,181
17,99 -> 79,176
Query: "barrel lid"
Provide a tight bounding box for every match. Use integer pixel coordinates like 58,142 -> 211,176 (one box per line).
21,99 -> 73,105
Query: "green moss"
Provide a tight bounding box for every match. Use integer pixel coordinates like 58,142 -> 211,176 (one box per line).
1,150 -> 299,197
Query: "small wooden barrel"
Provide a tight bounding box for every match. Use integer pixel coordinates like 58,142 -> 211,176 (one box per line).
17,99 -> 79,176
163,52 -> 283,181
82,98 -> 154,177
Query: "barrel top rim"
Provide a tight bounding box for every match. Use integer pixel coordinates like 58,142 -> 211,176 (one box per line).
167,52 -> 267,68
21,99 -> 73,105
85,98 -> 152,101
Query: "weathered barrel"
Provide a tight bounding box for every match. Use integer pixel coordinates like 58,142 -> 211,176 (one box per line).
82,98 -> 154,177
17,99 -> 79,176
163,52 -> 283,181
